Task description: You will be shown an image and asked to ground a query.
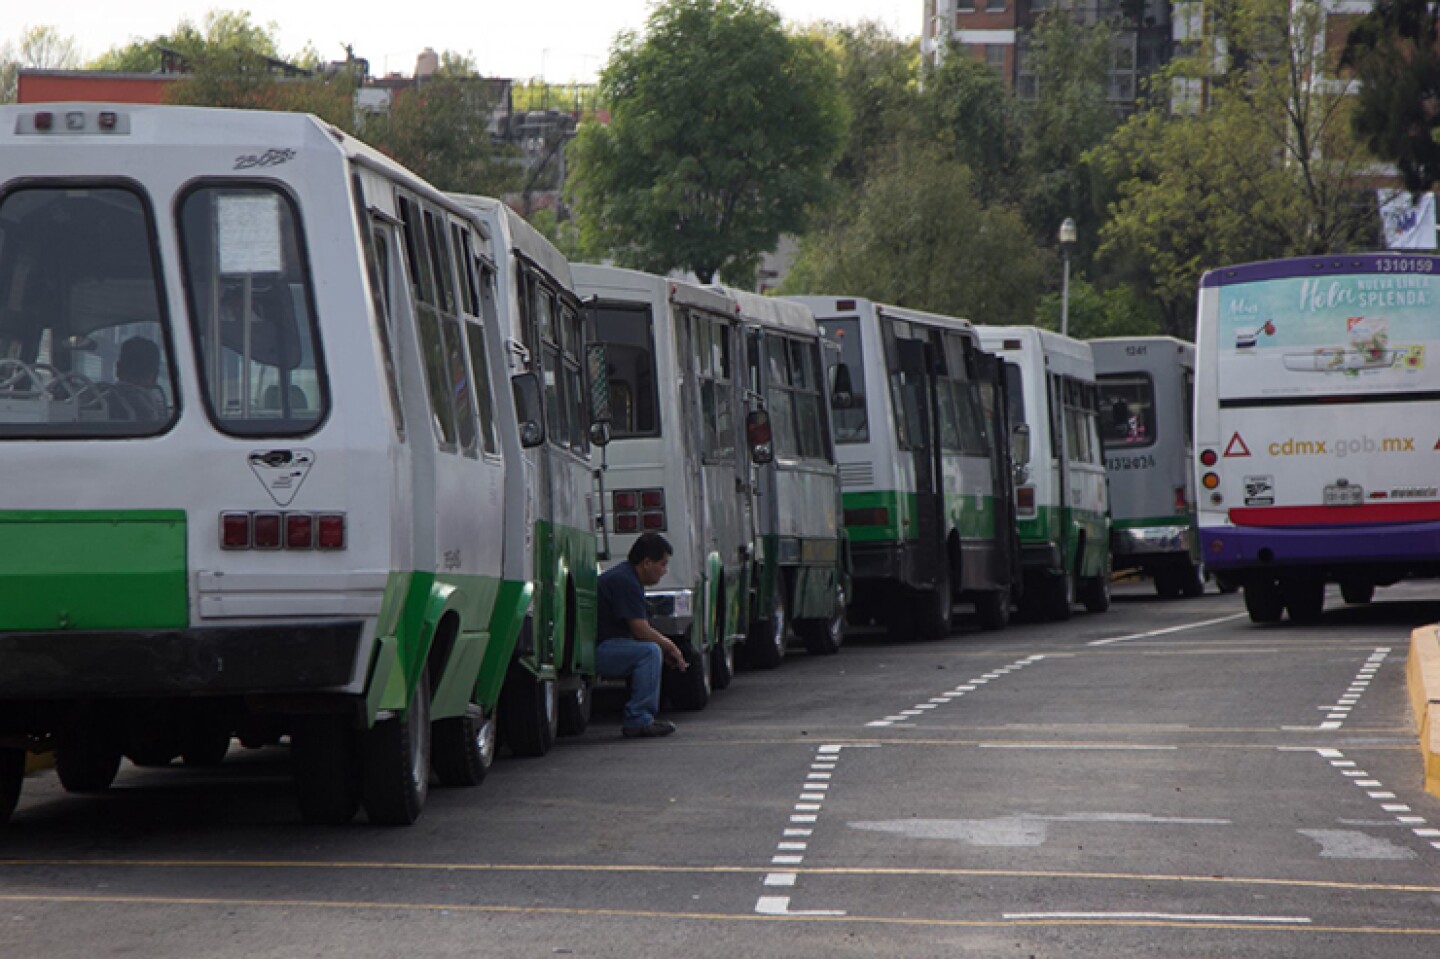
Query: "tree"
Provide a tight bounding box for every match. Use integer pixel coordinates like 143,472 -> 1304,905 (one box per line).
2,25 -> 82,102
1342,0 -> 1440,192
783,145 -> 1046,326
360,77 -> 522,196
1093,0 -> 1377,336
569,0 -> 846,284
823,21 -> 921,194
918,46 -> 1022,202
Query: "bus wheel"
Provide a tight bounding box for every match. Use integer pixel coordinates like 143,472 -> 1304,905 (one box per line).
55,721 -> 122,794
1179,562 -> 1205,598
1153,568 -> 1181,599
1043,571 -> 1075,622
181,725 -> 232,767
745,595 -> 788,668
915,559 -> 954,641
798,585 -> 847,654
1283,577 -> 1326,625
1080,572 -> 1111,613
432,703 -> 495,788
292,714 -> 361,825
710,638 -> 736,689
1341,581 -> 1375,606
665,639 -> 712,711
1243,579 -> 1284,624
558,681 -> 593,737
0,748 -> 24,824
363,670 -> 432,826
974,585 -> 1011,631
500,668 -> 558,758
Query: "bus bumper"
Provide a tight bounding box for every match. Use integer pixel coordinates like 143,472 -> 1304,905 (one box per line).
1201,522 -> 1440,570
0,621 -> 365,699
1113,524 -> 1196,560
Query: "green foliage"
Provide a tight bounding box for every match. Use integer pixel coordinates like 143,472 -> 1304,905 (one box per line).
92,10 -> 284,73
1342,0 -> 1440,192
360,80 -> 522,195
918,47 -> 1021,201
1035,278 -> 1166,339
824,22 -> 921,193
512,81 -> 601,115
783,145 -> 1045,326
569,0 -> 846,283
2,25 -> 82,102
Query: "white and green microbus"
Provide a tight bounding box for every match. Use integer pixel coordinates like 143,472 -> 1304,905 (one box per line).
0,104 -> 542,826
1091,336 -> 1204,598
977,326 -> 1111,620
792,297 -> 1022,640
452,197 -> 603,750
575,265 -> 754,706
729,289 -> 848,660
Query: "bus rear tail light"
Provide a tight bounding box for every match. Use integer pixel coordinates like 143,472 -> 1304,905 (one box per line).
1016,487 -> 1036,512
34,111 -> 53,131
642,511 -> 666,530
613,489 -> 665,533
1175,487 -> 1188,512
219,511 -> 346,550
843,507 -> 890,528
1199,449 -> 1218,467
613,491 -> 638,511
253,513 -> 283,549
1202,473 -> 1220,490
616,513 -> 640,534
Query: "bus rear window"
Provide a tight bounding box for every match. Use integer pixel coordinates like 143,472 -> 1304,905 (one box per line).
1099,373 -> 1156,449
593,303 -> 660,438
821,317 -> 868,443
179,185 -> 326,436
0,185 -> 177,438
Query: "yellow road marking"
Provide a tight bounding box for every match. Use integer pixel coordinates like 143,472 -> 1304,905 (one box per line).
2,892 -> 1439,935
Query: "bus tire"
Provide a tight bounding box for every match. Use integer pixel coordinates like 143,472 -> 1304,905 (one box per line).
1080,573 -> 1111,613
362,670 -> 432,826
1243,579 -> 1285,624
500,668 -> 558,758
710,638 -> 736,688
974,585 -> 1010,631
432,704 -> 495,788
665,639 -> 712,712
1153,568 -> 1181,599
745,594 -> 788,669
1179,562 -> 1205,598
1283,577 -> 1326,625
55,722 -> 122,794
558,682 -> 592,737
1043,571 -> 1075,622
798,585 -> 847,654
182,726 -> 232,767
0,748 -> 24,824
915,559 -> 954,641
1341,581 -> 1375,606
292,714 -> 361,825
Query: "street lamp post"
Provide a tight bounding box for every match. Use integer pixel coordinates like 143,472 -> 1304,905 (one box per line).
1059,217 -> 1077,337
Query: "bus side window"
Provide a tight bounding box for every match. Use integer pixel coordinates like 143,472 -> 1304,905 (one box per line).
398,196 -> 457,450
560,302 -> 587,454
365,222 -> 405,442
460,230 -> 499,456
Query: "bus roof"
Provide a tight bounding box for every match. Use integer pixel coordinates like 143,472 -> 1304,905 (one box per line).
785,295 -> 975,334
450,194 -> 572,289
572,264 -> 733,317
1200,252 -> 1440,288
725,287 -> 817,336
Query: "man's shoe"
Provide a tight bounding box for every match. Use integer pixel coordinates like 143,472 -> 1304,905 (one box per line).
622,720 -> 677,739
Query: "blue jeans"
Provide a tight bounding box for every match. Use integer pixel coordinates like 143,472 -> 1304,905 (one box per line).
595,638 -> 662,729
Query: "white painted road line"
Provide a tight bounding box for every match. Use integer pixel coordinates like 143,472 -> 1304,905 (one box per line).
1003,912 -> 1311,924
979,744 -> 1178,751
1088,613 -> 1247,646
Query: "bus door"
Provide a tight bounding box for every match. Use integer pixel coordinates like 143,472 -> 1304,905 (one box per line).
1048,371 -> 1072,562
973,348 -> 1020,591
894,336 -> 944,588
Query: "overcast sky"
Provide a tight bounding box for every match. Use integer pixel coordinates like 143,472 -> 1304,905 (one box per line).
23,1 -> 919,82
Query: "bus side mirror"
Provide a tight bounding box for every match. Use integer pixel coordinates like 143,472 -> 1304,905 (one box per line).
746,408 -> 774,465
831,363 -> 855,410
512,372 -> 545,448
1011,422 -> 1031,467
589,421 -> 612,447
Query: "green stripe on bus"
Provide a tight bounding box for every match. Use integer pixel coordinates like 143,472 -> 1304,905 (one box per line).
0,510 -> 187,631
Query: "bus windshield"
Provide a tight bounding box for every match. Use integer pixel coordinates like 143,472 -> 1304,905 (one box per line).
593,303 -> 660,438
0,185 -> 177,438
820,317 -> 867,443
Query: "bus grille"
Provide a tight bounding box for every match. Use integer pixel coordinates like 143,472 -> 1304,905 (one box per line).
838,462 -> 875,488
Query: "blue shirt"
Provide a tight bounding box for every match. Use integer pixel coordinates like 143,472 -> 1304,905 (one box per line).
596,561 -> 647,643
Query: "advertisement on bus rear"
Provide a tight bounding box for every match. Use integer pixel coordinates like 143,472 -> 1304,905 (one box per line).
1216,266 -> 1440,401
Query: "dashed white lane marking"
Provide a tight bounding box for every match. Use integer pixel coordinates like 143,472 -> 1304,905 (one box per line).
1306,648 -> 1390,731
1295,747 -> 1440,853
755,744 -> 878,917
866,655 -> 1045,728
1087,613 -> 1247,647
979,744 -> 1177,751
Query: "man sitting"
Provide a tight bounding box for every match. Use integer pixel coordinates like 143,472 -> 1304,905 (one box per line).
595,532 -> 687,738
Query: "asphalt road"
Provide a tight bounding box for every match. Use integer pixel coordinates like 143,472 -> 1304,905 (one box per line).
4,580 -> 1440,958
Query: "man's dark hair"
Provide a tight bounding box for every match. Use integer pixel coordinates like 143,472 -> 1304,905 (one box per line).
628,532 -> 673,566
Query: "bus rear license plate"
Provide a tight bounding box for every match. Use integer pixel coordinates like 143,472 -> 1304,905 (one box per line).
1323,485 -> 1363,506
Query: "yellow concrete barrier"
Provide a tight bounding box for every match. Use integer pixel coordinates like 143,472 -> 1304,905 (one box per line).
1408,625 -> 1440,798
